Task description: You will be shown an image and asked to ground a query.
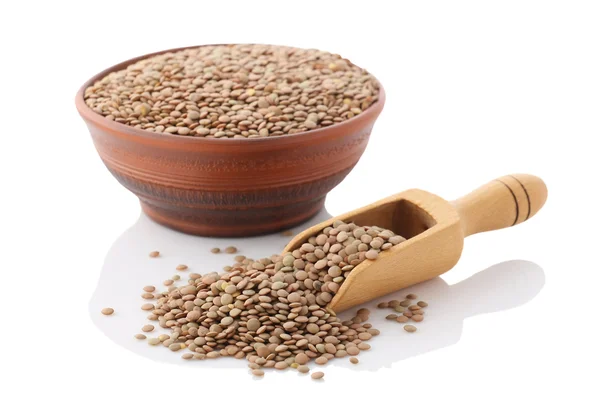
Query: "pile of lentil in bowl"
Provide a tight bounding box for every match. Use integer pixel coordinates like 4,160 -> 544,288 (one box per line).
83,44 -> 380,138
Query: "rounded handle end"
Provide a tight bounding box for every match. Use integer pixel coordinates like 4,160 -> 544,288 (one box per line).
509,174 -> 547,223
454,174 -> 547,237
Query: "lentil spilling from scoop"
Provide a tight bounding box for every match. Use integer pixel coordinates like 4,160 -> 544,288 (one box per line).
133,220 -> 432,378
84,44 -> 380,138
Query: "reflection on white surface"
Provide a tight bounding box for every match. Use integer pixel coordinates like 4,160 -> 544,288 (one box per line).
90,211 -> 545,371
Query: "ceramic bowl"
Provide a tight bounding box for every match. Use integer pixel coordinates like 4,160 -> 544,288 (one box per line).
76,45 -> 385,237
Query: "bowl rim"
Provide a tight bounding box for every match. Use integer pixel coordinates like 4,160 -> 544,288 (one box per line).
75,44 -> 385,146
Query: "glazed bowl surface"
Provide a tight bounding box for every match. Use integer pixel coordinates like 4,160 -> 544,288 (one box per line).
76,45 -> 385,237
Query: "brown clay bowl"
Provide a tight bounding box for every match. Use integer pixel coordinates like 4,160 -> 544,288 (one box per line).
76,45 -> 385,237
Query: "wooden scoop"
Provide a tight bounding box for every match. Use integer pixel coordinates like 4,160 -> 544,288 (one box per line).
284,174 -> 547,313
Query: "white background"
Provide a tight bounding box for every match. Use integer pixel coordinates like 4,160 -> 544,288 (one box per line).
2,0 -> 599,399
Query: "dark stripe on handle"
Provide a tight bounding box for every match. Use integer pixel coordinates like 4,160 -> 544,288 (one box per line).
509,175 -> 531,220
495,179 -> 519,226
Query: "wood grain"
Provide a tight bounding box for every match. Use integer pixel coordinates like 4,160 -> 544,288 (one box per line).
452,174 -> 547,237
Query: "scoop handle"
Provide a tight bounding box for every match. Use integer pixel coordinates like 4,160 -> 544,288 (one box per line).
452,174 -> 547,237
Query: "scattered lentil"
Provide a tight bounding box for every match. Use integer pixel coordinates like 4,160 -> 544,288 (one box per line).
130,219 -> 428,378
350,357 -> 359,364
388,300 -> 401,308
176,264 -> 188,271
134,334 -> 146,340
311,372 -> 325,380
224,246 -> 238,254
149,251 -> 160,258
101,308 -> 114,316
210,248 -> 220,254
404,325 -> 417,333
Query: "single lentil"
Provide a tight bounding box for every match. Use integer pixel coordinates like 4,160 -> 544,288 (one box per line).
311,371 -> 325,380
224,246 -> 238,254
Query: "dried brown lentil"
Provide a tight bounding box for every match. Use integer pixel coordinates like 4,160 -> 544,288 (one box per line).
224,246 -> 238,254
85,45 -> 380,139
132,220 -> 419,374
311,371 -> 325,380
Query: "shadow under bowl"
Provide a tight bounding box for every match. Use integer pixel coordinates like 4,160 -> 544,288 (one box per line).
75,45 -> 385,237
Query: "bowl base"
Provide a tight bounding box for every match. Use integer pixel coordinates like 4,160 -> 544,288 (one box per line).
140,197 -> 326,237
